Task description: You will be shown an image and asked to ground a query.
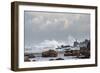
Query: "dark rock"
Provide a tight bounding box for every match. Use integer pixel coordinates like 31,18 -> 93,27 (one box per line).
24,59 -> 30,62
80,47 -> 90,58
72,50 -> 80,56
49,59 -> 55,61
24,56 -> 30,62
24,53 -> 35,58
33,60 -> 36,61
64,52 -> 72,56
42,50 -> 58,57
28,53 -> 35,58
24,53 -> 29,56
56,58 -> 64,60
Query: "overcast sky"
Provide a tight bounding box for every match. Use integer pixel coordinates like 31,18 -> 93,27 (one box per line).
24,11 -> 90,48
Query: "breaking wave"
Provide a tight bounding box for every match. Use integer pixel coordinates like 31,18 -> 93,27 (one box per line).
33,35 -> 75,49
25,35 -> 76,53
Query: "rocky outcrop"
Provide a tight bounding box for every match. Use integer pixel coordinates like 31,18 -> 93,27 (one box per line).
56,58 -> 64,60
64,52 -> 72,56
24,56 -> 30,62
42,50 -> 58,57
80,47 -> 90,58
64,50 -> 80,56
28,53 -> 35,58
64,50 -> 72,56
72,50 -> 80,56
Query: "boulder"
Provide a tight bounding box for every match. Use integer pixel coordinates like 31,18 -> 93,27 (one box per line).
24,56 -> 30,62
42,50 -> 58,57
28,53 -> 35,58
56,58 -> 64,60
64,50 -> 72,56
72,50 -> 80,56
32,60 -> 36,61
49,59 -> 55,61
80,47 -> 90,58
64,52 -> 72,56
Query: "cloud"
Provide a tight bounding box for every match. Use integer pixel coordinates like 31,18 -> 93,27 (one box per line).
30,12 -> 89,32
64,19 -> 69,29
40,20 -> 52,30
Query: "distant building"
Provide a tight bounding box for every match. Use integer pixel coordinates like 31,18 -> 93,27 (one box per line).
73,39 -> 90,48
79,39 -> 90,48
73,40 -> 79,47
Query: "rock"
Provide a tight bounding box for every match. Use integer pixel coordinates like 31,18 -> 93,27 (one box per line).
49,59 -> 55,61
24,59 -> 30,62
42,50 -> 58,57
28,53 -> 35,58
80,47 -> 90,58
56,58 -> 64,60
24,53 -> 35,58
24,56 -> 30,62
64,50 -> 73,56
64,52 -> 72,56
33,60 -> 36,61
72,50 -> 80,56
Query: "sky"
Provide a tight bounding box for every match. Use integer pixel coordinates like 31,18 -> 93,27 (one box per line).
24,11 -> 90,49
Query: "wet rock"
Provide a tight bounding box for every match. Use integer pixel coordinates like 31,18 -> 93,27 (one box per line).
28,53 -> 35,58
25,59 -> 30,62
64,52 -> 72,56
42,50 -> 58,57
24,56 -> 30,62
49,59 -> 55,61
56,58 -> 64,60
80,47 -> 90,58
33,60 -> 36,61
64,50 -> 73,56
72,50 -> 80,56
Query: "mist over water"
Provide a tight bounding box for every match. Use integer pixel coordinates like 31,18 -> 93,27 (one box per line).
25,35 -> 84,53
